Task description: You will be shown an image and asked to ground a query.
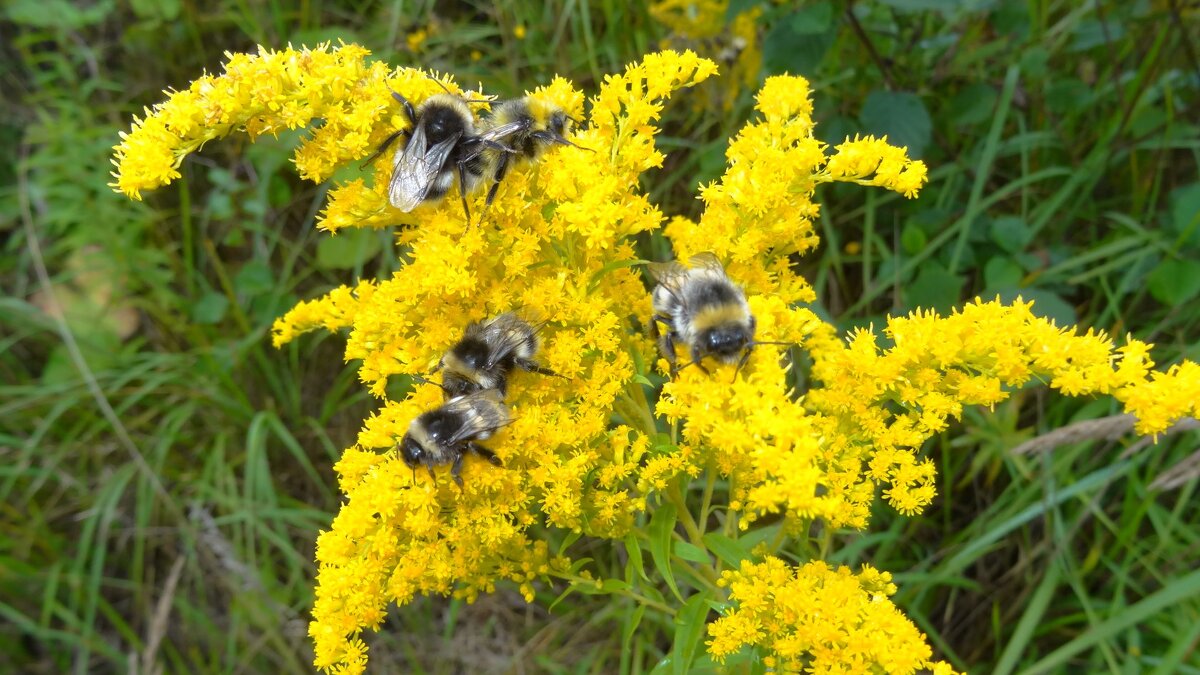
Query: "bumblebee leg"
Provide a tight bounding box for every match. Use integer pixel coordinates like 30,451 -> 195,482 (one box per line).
450,453 -> 465,489
650,315 -> 679,374
456,161 -> 473,225
425,463 -> 438,483
359,128 -> 410,169
485,149 -> 511,208
514,357 -> 563,379
391,91 -> 418,125
468,442 -> 503,467
690,346 -> 711,375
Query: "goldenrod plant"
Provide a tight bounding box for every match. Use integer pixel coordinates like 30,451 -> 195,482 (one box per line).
112,43 -> 1198,674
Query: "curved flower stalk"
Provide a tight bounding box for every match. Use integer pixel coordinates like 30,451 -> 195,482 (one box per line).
112,43 -> 1197,674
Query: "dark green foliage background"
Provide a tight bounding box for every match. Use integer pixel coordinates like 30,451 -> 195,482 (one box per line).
1,0 -> 1198,672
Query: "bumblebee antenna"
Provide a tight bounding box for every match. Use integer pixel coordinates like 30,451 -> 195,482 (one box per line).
411,373 -> 449,392
429,77 -> 494,105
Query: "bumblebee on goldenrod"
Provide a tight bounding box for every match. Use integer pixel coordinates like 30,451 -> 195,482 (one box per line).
112,43 -> 1199,675
648,251 -> 760,375
435,312 -> 559,399
398,388 -> 509,487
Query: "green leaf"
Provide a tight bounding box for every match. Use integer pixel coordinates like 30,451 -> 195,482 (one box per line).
673,541 -> 710,564
1148,259 -> 1200,306
900,222 -> 928,254
558,530 -> 583,557
648,503 -> 683,602
989,215 -> 1032,253
578,578 -> 630,595
672,591 -> 713,675
702,533 -> 752,568
1045,79 -> 1092,115
624,533 -> 648,582
996,289 -> 1077,327
316,229 -> 383,270
983,256 -> 1024,291
1167,182 -> 1200,246
234,259 -> 274,296
876,0 -> 958,11
6,0 -> 114,27
725,0 -> 767,20
763,10 -> 837,75
860,91 -> 933,159
789,1 -> 833,34
622,604 -> 646,660
192,291 -> 229,325
950,83 -> 998,126
903,262 -> 965,313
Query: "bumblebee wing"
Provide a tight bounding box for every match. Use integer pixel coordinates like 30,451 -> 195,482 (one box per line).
481,313 -> 534,366
687,251 -> 727,274
647,260 -> 690,287
441,390 -> 510,445
388,126 -> 461,211
478,120 -> 530,144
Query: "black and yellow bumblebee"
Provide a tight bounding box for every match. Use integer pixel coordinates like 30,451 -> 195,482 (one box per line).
398,389 -> 510,487
435,312 -> 560,399
648,252 -> 762,376
474,97 -> 585,208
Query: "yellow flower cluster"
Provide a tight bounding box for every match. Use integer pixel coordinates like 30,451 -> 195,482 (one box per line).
650,0 -> 763,107
111,42 -> 1199,675
271,48 -> 719,672
805,298 -> 1200,515
708,556 -> 959,674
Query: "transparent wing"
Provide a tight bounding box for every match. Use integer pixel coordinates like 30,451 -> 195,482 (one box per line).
477,120 -> 530,144
687,251 -> 727,274
441,389 -> 509,446
480,313 -> 534,366
647,260 -> 689,285
388,125 -> 460,212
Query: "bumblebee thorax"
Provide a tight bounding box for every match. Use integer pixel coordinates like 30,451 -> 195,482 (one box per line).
449,337 -> 491,371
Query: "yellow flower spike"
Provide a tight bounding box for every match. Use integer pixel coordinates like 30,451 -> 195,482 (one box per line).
822,134 -> 929,197
708,557 -> 960,674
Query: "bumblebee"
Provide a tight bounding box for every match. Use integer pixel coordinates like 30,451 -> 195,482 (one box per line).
370,88 -> 525,221
436,312 -> 560,399
398,389 -> 510,487
475,97 -> 585,208
648,252 -> 758,376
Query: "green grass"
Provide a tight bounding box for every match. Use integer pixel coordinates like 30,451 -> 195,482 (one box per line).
2,0 -> 1199,672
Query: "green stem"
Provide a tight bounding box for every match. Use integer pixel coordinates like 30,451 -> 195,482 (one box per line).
698,463 -> 716,537
667,482 -> 705,549
554,573 -> 676,616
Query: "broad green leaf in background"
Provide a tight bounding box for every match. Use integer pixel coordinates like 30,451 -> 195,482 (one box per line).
316,229 -> 384,270
763,4 -> 837,75
904,262 -> 965,313
860,90 -> 933,159
1148,259 -> 1200,306
990,216 -> 1033,253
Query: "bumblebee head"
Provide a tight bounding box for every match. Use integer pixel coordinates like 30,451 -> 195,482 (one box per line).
546,109 -> 570,137
699,322 -> 755,363
399,433 -> 426,469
